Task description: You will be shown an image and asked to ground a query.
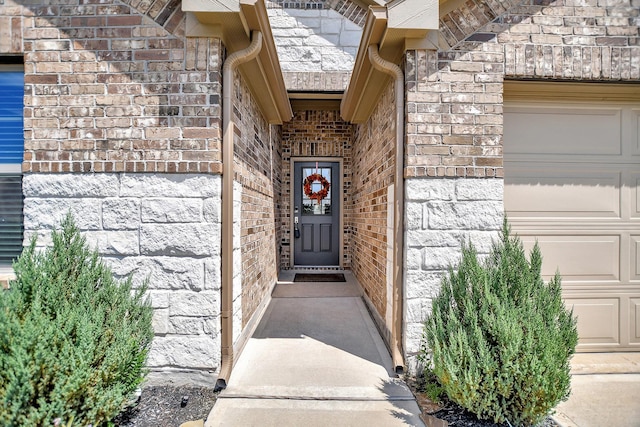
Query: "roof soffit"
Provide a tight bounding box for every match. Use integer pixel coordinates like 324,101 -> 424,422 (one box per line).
182,0 -> 293,123
340,0 -> 439,123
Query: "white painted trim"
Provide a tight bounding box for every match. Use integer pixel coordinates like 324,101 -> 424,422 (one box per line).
0,164 -> 21,173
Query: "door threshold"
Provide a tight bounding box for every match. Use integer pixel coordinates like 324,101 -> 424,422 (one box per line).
291,266 -> 344,271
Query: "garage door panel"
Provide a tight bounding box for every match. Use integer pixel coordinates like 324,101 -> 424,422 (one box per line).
505,93 -> 640,352
504,106 -> 622,155
633,108 -> 640,155
632,298 -> 640,344
633,173 -> 640,218
633,235 -> 640,281
520,235 -> 620,281
505,169 -> 621,218
565,297 -> 620,345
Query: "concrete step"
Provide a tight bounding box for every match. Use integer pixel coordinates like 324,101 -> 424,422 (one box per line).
205,397 -> 424,427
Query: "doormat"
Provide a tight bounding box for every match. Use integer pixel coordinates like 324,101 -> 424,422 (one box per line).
293,273 -> 346,282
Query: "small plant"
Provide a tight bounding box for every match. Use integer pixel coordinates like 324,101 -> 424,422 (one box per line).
423,219 -> 578,426
0,214 -> 153,426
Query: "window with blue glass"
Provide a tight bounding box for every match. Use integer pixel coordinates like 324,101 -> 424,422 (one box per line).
0,60 -> 24,267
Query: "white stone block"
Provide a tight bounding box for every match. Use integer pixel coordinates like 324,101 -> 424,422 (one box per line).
102,198 -> 141,230
146,291 -> 170,309
320,17 -> 342,34
23,173 -> 119,197
296,17 -> 322,30
279,46 -> 322,63
203,198 -> 221,223
271,27 -> 313,38
23,198 -> 102,230
120,174 -> 220,198
456,179 -> 504,201
404,271 -> 444,299
204,257 -> 221,290
406,230 -> 460,248
280,61 -> 321,72
169,291 -> 218,317
405,179 -> 455,201
267,15 -> 299,28
321,48 -> 355,71
464,230 -> 501,254
133,257 -> 205,291
147,335 -> 219,369
152,309 -> 170,335
403,321 -> 427,357
169,316 -> 206,335
84,230 -> 140,256
204,317 -> 219,336
405,202 -> 423,231
306,34 -> 339,47
141,198 -> 203,223
405,248 -> 423,270
427,201 -> 503,230
273,37 -> 304,47
339,29 -> 362,47
140,224 -> 219,256
405,298 -> 432,324
282,8 -> 321,18
422,246 -> 462,270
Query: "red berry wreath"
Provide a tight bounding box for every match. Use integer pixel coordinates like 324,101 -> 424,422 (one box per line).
303,173 -> 331,203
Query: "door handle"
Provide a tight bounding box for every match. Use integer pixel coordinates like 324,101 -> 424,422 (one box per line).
294,216 -> 300,238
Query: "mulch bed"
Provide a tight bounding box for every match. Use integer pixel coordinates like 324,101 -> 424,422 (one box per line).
113,380 -> 558,426
112,386 -> 218,427
405,376 -> 559,427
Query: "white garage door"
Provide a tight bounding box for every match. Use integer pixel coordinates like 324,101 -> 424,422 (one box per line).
504,82 -> 640,352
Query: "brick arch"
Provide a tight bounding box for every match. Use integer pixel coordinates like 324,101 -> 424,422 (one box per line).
438,0 -> 639,81
120,0 -> 185,34
268,0 -> 368,26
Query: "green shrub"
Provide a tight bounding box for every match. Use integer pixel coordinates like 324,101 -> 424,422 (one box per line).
423,220 -> 578,426
0,214 -> 154,426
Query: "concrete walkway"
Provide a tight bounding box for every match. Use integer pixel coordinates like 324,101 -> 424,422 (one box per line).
205,271 -> 424,426
553,353 -> 640,427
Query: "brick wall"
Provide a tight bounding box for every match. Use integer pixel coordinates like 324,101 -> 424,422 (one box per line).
232,70 -> 283,328
406,0 -> 639,178
0,0 -> 223,174
351,82 -> 396,322
281,109 -> 353,268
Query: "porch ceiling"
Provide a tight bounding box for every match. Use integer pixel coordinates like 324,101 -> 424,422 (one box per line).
182,0 -> 293,124
340,0 -> 439,123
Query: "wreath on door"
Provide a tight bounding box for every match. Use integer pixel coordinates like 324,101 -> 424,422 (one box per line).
303,173 -> 330,203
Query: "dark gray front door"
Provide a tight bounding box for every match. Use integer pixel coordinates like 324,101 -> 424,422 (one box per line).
293,161 -> 340,266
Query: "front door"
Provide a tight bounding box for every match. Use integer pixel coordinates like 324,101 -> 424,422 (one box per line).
293,161 -> 340,266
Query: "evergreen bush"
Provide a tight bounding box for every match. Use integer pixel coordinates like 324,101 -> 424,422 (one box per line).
423,220 -> 578,426
0,214 -> 153,426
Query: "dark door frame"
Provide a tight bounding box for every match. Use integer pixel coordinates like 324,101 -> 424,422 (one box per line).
290,157 -> 343,268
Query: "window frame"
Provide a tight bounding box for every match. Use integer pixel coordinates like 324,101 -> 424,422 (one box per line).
0,59 -> 25,274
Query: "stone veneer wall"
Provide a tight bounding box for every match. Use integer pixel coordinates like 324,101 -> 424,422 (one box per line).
267,3 -> 362,91
280,109 -> 353,269
402,0 -> 639,368
351,82 -> 396,327
22,173 -> 222,378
